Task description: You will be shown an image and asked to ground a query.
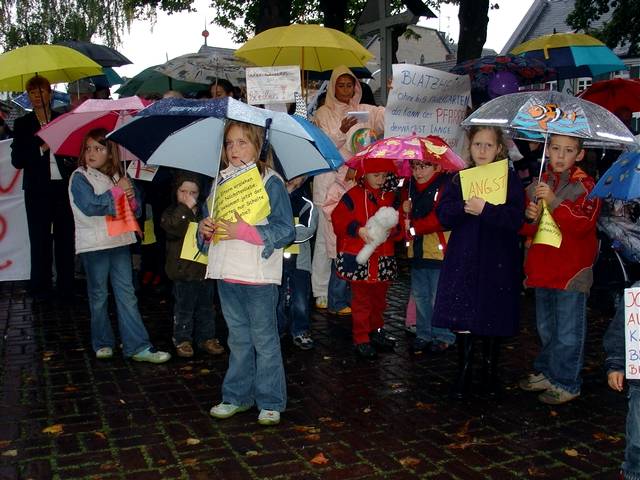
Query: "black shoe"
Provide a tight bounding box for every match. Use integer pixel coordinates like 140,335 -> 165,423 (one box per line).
354,343 -> 377,359
370,329 -> 397,350
411,338 -> 431,354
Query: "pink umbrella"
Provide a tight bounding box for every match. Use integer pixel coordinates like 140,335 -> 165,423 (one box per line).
37,96 -> 150,159
347,134 -> 466,176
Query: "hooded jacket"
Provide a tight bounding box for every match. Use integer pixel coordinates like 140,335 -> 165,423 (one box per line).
520,165 -> 601,292
160,172 -> 208,282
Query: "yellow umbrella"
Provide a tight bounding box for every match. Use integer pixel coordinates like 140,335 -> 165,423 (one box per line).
0,44 -> 103,92
234,24 -> 373,72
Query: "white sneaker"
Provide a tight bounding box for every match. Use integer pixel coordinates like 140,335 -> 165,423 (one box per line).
538,384 -> 580,405
258,409 -> 280,425
315,296 -> 328,309
519,372 -> 552,392
95,347 -> 113,359
210,402 -> 251,419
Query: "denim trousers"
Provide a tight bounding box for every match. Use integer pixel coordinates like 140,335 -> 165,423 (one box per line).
328,260 -> 351,311
411,267 -> 455,345
533,288 -> 587,394
80,246 -> 151,357
217,281 -> 287,412
625,383 -> 640,480
277,262 -> 311,337
173,279 -> 216,345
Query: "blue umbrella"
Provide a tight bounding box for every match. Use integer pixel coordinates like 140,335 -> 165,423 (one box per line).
108,97 -> 342,178
591,151 -> 640,200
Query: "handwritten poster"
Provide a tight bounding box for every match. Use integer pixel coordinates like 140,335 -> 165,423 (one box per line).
0,139 -> 30,281
106,194 -> 142,237
533,201 -> 562,248
625,287 -> 640,379
180,221 -> 208,265
459,159 -> 508,205
246,66 -> 301,105
127,159 -> 158,182
213,164 -> 270,225
385,64 -> 471,154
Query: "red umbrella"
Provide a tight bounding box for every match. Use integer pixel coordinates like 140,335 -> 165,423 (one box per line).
577,78 -> 640,115
347,134 -> 466,177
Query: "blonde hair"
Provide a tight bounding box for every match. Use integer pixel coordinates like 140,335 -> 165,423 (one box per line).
467,126 -> 508,166
221,120 -> 273,176
79,128 -> 122,178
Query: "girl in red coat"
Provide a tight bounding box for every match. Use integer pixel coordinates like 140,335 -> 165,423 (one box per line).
331,157 -> 401,358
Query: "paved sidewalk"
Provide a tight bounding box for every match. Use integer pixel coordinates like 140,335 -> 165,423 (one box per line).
0,266 -> 627,479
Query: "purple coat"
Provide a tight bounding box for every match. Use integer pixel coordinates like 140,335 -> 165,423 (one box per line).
432,168 -> 525,337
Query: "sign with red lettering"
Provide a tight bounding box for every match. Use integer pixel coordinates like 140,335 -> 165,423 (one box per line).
0,139 -> 30,281
625,287 -> 640,379
385,64 -> 471,155
105,193 -> 142,238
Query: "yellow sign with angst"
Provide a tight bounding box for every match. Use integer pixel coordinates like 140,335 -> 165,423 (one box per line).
459,159 -> 508,205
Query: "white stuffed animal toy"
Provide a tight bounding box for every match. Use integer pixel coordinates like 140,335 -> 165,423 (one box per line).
356,206 -> 399,265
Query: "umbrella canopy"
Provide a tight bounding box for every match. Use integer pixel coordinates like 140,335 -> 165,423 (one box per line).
116,66 -> 208,97
510,33 -> 627,80
461,91 -> 637,148
56,40 -> 132,67
108,97 -> 343,179
578,78 -> 640,115
591,150 -> 640,200
234,24 -> 373,72
348,135 -> 466,176
156,51 -> 247,86
0,44 -> 103,92
13,90 -> 70,111
450,54 -> 556,90
36,97 -> 149,158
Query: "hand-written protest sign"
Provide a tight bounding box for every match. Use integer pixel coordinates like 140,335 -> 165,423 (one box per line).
127,159 -> 158,182
533,201 -> 562,248
180,222 -> 208,265
459,159 -> 508,205
246,66 -> 301,105
106,194 -> 142,237
625,287 -> 640,379
385,64 -> 471,154
213,164 -> 270,230
0,139 -> 29,281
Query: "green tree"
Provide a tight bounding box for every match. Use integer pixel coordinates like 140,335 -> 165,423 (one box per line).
567,0 -> 640,56
0,0 -> 192,50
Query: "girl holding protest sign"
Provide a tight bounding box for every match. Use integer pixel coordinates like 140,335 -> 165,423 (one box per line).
68,128 -> 171,364
198,120 -> 294,426
431,126 -> 524,400
160,171 -> 224,358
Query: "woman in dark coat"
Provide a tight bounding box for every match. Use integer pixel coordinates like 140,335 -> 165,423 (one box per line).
432,126 -> 525,399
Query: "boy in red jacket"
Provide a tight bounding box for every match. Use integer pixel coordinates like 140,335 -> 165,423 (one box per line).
519,134 -> 601,405
332,157 -> 401,359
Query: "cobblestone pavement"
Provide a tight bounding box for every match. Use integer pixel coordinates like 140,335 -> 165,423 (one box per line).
0,264 -> 628,480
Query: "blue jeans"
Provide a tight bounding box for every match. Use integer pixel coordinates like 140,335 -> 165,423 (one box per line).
81,246 -> 151,357
328,260 -> 351,311
217,281 -> 287,412
624,383 -> 640,480
625,383 -> 640,480
277,262 -> 311,337
411,267 -> 455,345
173,280 -> 216,345
533,288 -> 586,394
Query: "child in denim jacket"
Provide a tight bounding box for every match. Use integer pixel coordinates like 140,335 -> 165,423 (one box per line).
604,282 -> 640,480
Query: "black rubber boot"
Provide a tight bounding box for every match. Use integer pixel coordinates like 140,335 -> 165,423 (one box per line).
450,333 -> 474,400
480,337 -> 502,398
